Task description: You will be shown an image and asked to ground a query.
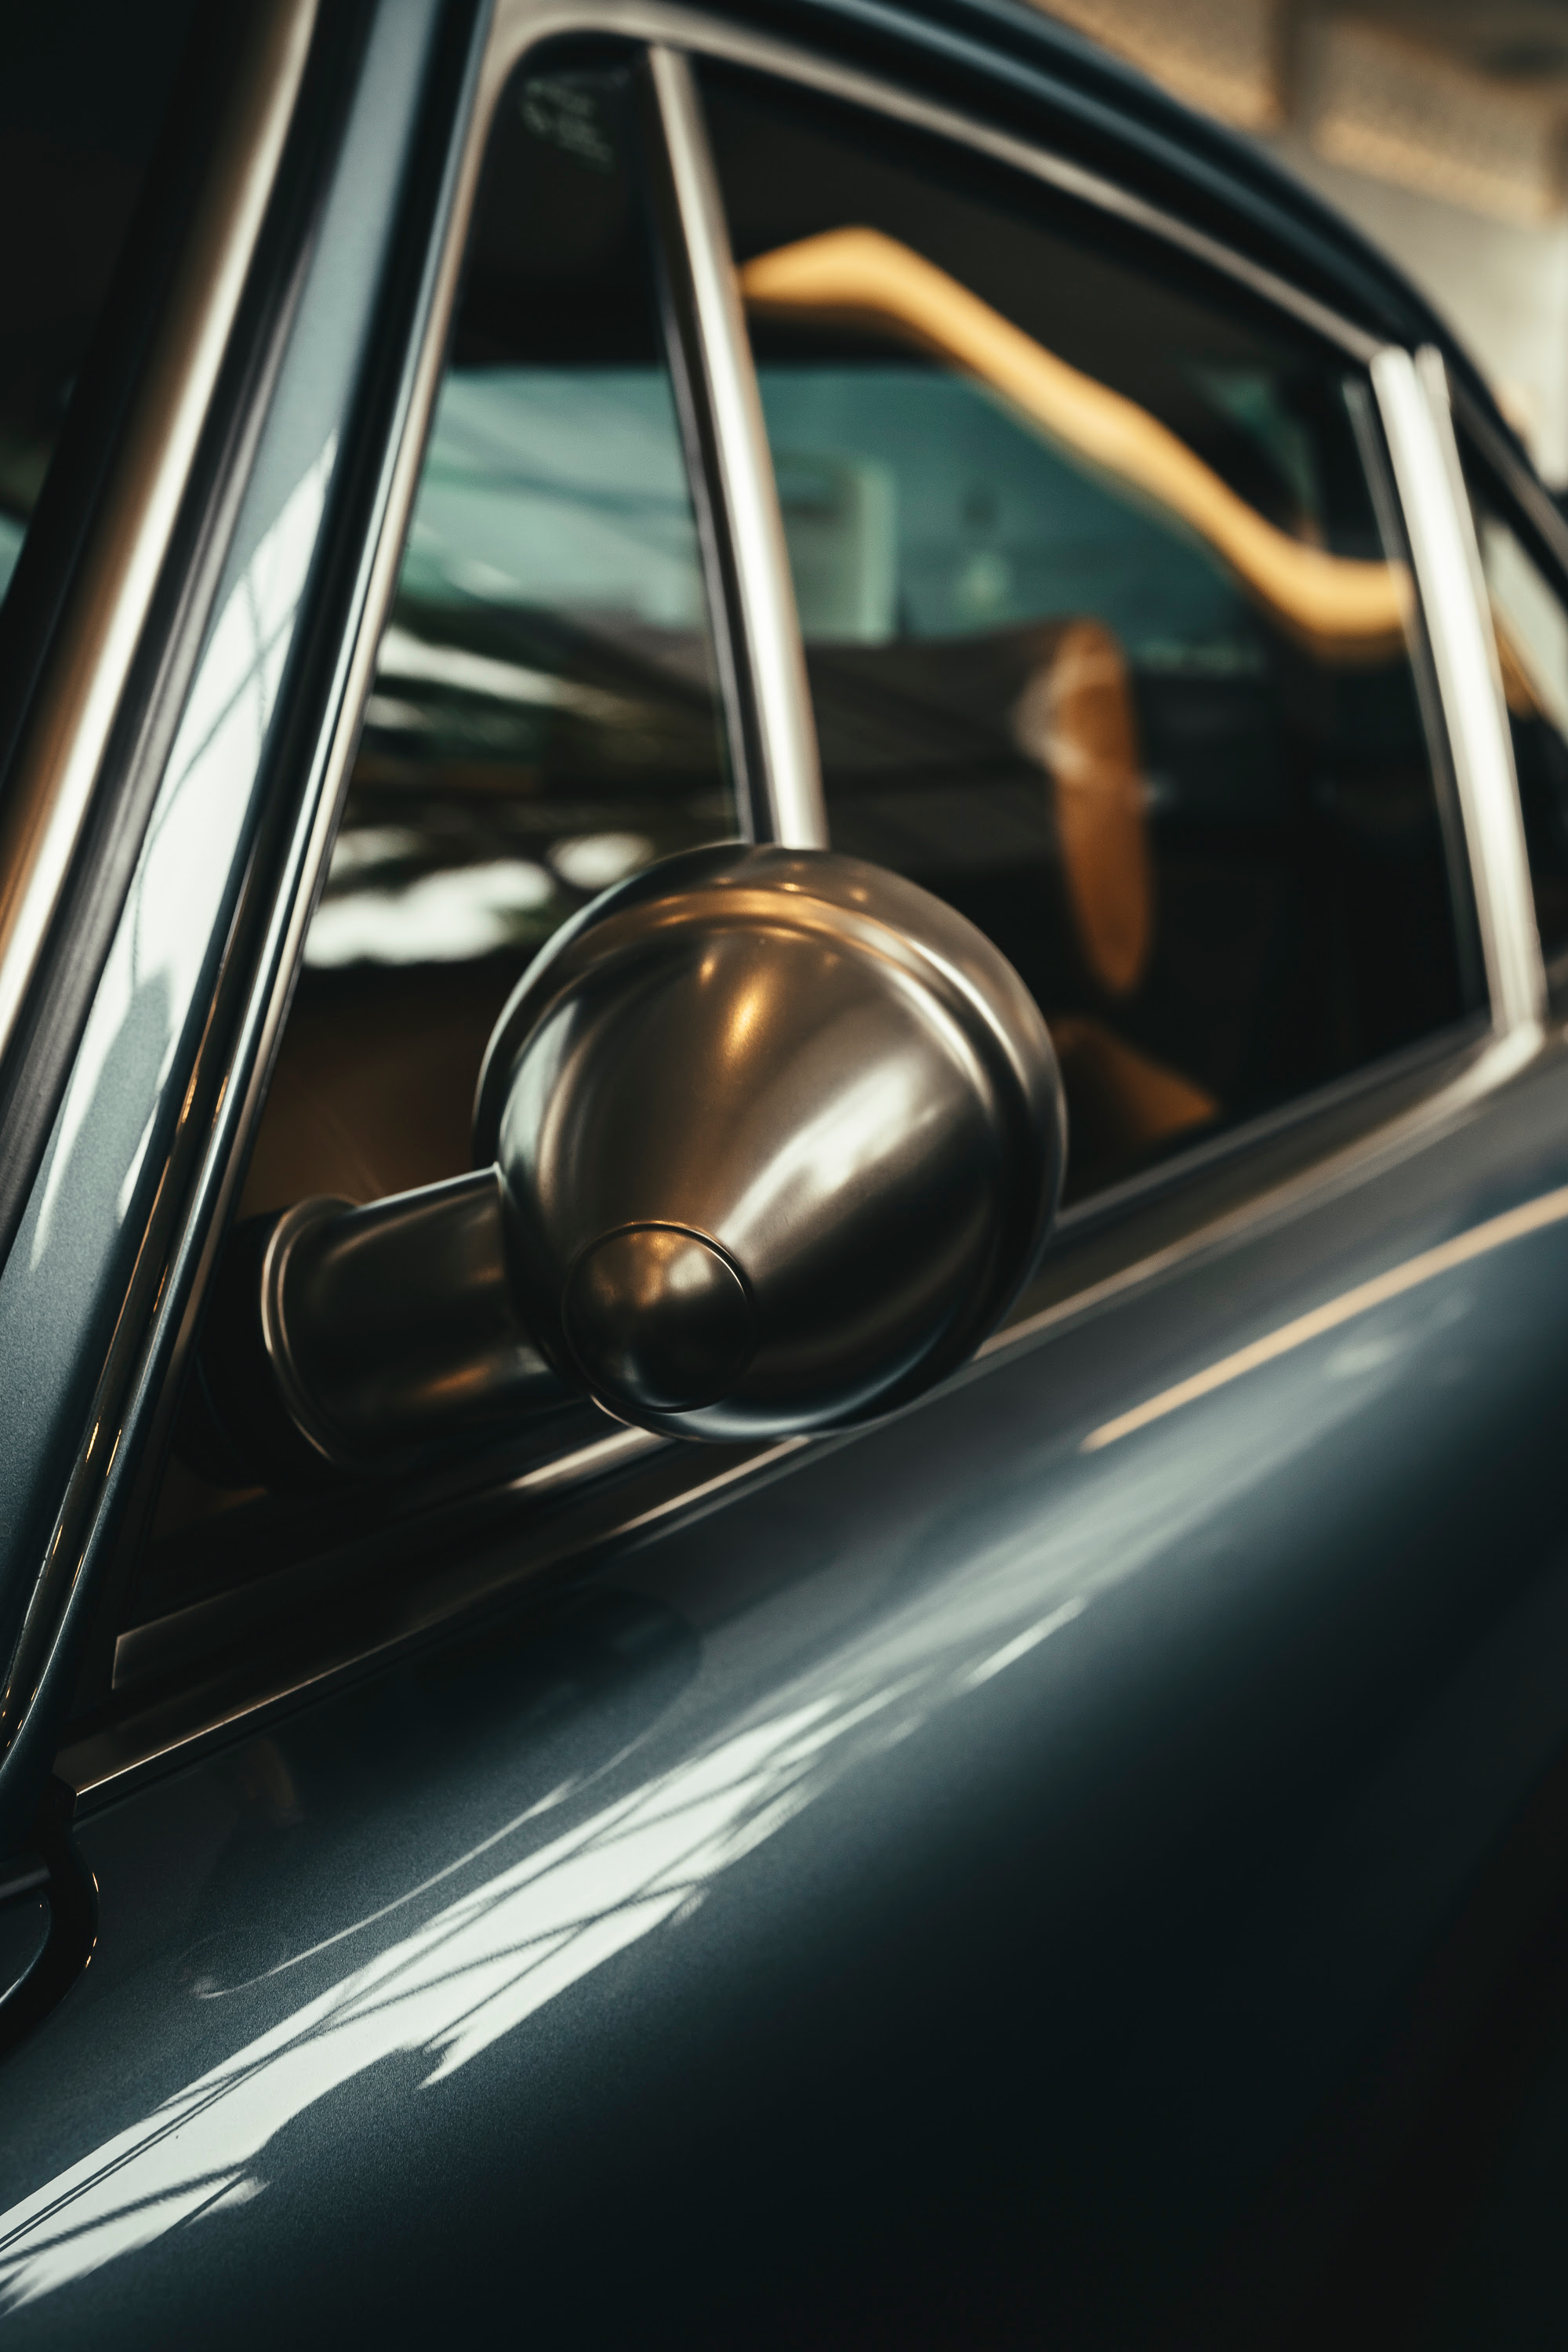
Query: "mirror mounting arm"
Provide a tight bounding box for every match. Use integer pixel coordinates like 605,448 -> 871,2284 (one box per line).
205,1173 -> 565,1477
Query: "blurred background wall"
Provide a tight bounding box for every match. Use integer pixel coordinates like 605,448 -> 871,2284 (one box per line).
1041,2 -> 1568,488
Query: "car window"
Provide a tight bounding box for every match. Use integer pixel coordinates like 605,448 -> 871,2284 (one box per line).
1461,460 -> 1568,973
699,66 -> 1473,1203
238,57 -> 736,1221
0,0 -> 197,607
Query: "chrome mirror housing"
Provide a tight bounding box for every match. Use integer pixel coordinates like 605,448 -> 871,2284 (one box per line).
197,847 -> 1065,1475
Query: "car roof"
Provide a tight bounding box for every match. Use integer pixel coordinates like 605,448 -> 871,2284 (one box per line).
759,0 -> 1534,479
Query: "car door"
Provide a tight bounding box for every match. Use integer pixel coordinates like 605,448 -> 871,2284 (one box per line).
3,3 -> 1568,2345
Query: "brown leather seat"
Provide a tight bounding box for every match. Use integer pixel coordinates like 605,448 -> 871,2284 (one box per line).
1014,617 -> 1152,1000
1018,619 -> 1215,1166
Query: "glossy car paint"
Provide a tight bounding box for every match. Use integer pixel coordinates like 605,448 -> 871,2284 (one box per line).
3,1019 -> 1568,2342
2,0 -> 1567,2345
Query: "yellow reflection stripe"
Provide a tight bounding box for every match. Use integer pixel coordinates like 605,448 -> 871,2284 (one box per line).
740,227 -> 1409,656
1081,1180 -> 1568,1453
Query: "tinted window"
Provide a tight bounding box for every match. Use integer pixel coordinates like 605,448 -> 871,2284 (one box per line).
240,59 -> 735,1220
701,67 -> 1472,1201
0,0 -> 196,606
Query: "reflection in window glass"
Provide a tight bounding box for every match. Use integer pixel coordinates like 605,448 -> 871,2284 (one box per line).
0,0 -> 195,607
243,62 -> 735,1217
702,67 -> 1471,1202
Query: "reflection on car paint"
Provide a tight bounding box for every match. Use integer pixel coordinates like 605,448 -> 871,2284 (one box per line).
1083,1174 -> 1568,1450
0,1243 -> 1501,2310
31,442 -> 336,1267
0,442 -> 336,1595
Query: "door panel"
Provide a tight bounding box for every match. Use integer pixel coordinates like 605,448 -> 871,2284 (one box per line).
5,1035 -> 1568,2345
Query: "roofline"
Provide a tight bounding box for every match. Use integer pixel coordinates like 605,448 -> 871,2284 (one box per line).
748,0 -> 1536,480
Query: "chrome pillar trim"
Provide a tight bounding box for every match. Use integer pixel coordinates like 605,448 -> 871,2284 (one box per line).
635,54 -> 766,844
1373,344 -> 1546,1038
645,45 -> 827,850
0,0 -> 467,1853
0,0 -> 320,1076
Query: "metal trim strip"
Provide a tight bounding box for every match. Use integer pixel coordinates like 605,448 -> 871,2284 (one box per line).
1374,346 -> 1546,1040
644,46 -> 826,847
67,1430 -> 811,1809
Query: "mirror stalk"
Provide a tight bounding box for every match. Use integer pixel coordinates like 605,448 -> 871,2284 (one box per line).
257,1174 -> 563,1468
194,1172 -> 567,1480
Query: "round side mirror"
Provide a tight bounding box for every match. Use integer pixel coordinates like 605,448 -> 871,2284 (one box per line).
198,848 -> 1065,1473
479,844 -> 1062,1439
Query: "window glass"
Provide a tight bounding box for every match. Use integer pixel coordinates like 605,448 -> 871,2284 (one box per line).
0,0 -> 196,607
1465,470 -> 1568,967
701,67 -> 1471,1202
240,58 -> 735,1219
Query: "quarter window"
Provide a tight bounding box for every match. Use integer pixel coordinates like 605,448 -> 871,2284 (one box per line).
700,67 -> 1473,1201
1463,459 -> 1568,972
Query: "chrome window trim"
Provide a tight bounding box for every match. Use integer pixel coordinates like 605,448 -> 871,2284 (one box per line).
1373,347 -> 1546,1039
62,1423 -> 817,1809
1449,379 -> 1568,997
980,1016 -> 1540,1371
0,0 -> 321,1087
198,2 -> 511,1322
644,47 -> 827,847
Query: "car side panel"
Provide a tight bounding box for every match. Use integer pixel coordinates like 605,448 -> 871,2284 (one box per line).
3,1033 -> 1568,2343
